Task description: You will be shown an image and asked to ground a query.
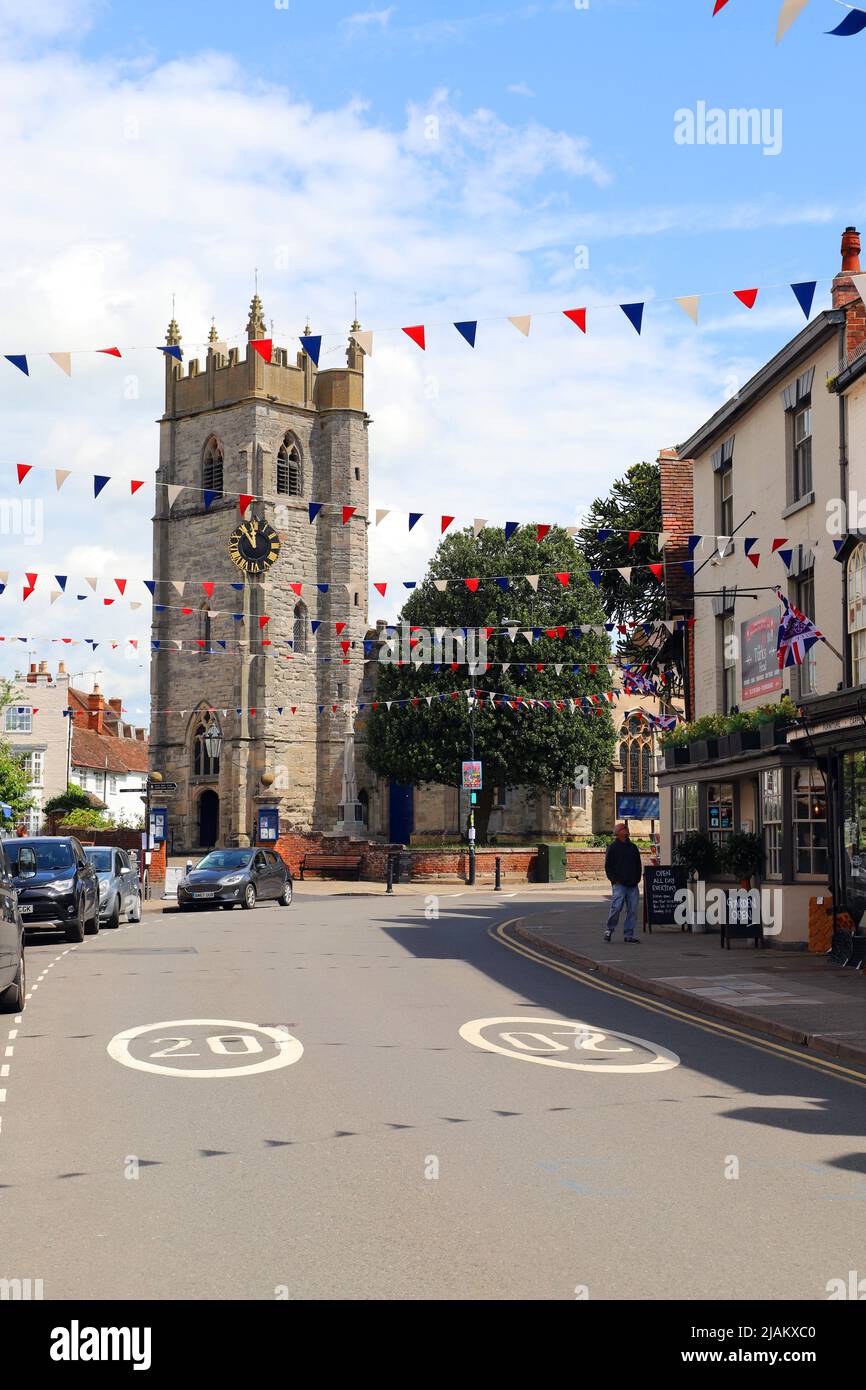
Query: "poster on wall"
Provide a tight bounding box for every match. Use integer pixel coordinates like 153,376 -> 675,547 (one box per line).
616,792 -> 660,821
741,608 -> 783,701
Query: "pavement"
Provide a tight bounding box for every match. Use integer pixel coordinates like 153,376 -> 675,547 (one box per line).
3,888 -> 865,1299
514,894 -> 866,1068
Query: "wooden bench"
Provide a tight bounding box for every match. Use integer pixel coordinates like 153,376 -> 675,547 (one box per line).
299,853 -> 363,881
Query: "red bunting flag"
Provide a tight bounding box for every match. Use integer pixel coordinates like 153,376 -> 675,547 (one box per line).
734,288 -> 759,309
181,607 -> 193,615
25,572 -> 37,588
747,552 -> 761,569
341,640 -> 350,654
202,582 -> 215,598
290,582 -> 302,595
441,515 -> 455,534
342,506 -> 356,525
627,530 -> 642,548
335,621 -> 346,635
374,582 -> 387,597
555,572 -> 570,587
536,524 -> 551,542
16,464 -> 31,484
130,479 -> 145,494
648,563 -> 664,581
402,325 -> 426,350
563,308 -> 587,333
239,494 -> 253,516
258,615 -> 270,628
713,0 -> 731,12
103,597 -> 114,606
465,578 -> 480,592
771,537 -> 788,552
250,338 -> 273,364
114,579 -> 126,595
98,347 -> 122,358
23,584 -> 35,601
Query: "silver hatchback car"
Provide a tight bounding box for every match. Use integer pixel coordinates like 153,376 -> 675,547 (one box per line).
84,846 -> 142,928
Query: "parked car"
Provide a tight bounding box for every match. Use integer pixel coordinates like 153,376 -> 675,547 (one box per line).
5,836 -> 100,943
0,840 -> 25,1013
177,847 -> 293,910
84,846 -> 142,928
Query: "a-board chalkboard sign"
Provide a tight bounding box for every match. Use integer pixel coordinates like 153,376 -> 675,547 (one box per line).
643,865 -> 690,933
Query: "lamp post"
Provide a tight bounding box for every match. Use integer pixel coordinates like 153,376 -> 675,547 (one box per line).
467,693 -> 476,886
144,771 -> 162,900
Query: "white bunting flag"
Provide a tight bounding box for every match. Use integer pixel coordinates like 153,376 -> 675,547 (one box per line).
375,509 -> 390,526
55,469 -> 71,491
433,579 -> 448,592
526,575 -> 539,591
676,296 -> 700,325
851,274 -> 866,307
50,590 -> 61,605
172,581 -> 185,597
618,567 -> 633,585
166,484 -> 183,509
521,630 -> 534,644
85,576 -> 97,591
49,352 -> 72,376
508,315 -> 531,337
657,530 -> 671,551
505,626 -> 517,643
716,536 -> 731,557
351,330 -> 373,358
473,518 -> 487,536
777,0 -> 812,44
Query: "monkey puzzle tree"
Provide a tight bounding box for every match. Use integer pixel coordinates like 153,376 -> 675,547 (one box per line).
364,526 -> 617,842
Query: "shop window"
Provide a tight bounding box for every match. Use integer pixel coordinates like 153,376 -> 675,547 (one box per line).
842,752 -> 866,925
793,768 -> 828,876
849,543 -> 866,687
707,782 -> 734,849
672,783 -> 698,852
761,769 -> 783,879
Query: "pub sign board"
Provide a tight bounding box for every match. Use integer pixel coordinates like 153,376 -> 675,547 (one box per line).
741,607 -> 783,702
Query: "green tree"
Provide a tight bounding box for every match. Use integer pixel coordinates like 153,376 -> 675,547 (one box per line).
0,678 -> 34,821
582,461 -> 664,632
364,526 -> 617,842
44,783 -> 93,817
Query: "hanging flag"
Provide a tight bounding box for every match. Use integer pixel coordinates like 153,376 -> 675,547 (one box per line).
375,508 -> 390,526
620,303 -> 644,334
299,335 -> 322,366
441,515 -> 455,534
289,581 -> 302,595
713,0 -> 731,12
588,570 -> 602,586
648,564 -> 664,582
777,0 -> 813,44
238,494 -> 254,517
171,580 -> 185,597
202,582 -> 215,599
342,506 -> 356,525
454,321 -> 477,348
166,484 -> 183,509
771,537 -> 788,552
734,288 -> 759,309
504,522 -> 519,540
525,575 -> 539,591
627,530 -> 642,548
373,582 -> 387,597
465,578 -> 480,592
402,325 -> 426,350
829,7 -> 866,35
114,578 -> 127,596
777,548 -> 794,570
676,296 -> 700,325
680,561 -> 695,578
618,567 -> 633,584
203,490 -> 220,512
159,345 -> 183,361
130,479 -> 145,495
508,315 -> 531,337
496,577 -> 510,591
563,307 -> 587,333
688,534 -> 701,555
50,352 -> 72,376
657,530 -> 672,550
98,347 -> 122,358
16,465 -> 32,484
250,338 -> 273,364
55,469 -> 71,490
94,475 -> 110,498
536,524 -> 551,542
351,330 -> 373,357
408,512 -> 422,531
791,281 -> 817,319
776,589 -> 823,667
6,356 -> 29,375
433,579 -> 449,592
473,518 -> 487,536
55,575 -> 67,591
143,580 -> 156,596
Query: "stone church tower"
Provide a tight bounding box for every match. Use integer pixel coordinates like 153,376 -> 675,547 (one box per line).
149,297 -> 370,850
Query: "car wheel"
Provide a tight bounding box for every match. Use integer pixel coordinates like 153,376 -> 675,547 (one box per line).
241,883 -> 257,910
84,907 -> 99,936
66,907 -> 85,943
106,897 -> 121,930
127,894 -> 142,923
0,954 -> 25,1013
277,880 -> 293,907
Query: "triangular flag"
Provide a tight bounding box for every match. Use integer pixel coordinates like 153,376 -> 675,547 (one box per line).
299,335 -> 321,366
504,522 -> 519,541
16,464 -> 32,484
171,581 -> 185,597
618,567 -> 632,584
373,582 -> 387,597
555,572 -> 570,587
402,325 -> 426,350
465,578 -> 480,593
716,536 -> 731,557
6,356 -> 28,376
289,581 -> 302,595
657,530 -> 671,550
525,575 -> 539,591
203,490 -> 218,511
114,578 -> 127,596
777,548 -> 794,570
676,296 -> 700,325
342,506 -> 356,525
55,469 -> 71,491
239,494 -> 254,517
94,475 -> 111,498
159,344 -> 183,361
454,321 -> 477,348
620,303 -> 644,334
130,479 -> 145,495
50,590 -> 61,605
98,347 -> 122,358
777,0 -> 812,44
375,508 -> 390,526
563,308 -> 587,334
508,315 -> 531,337
473,518 -> 487,536
202,582 -> 215,598
850,274 -> 866,306
791,282 -> 817,319
771,537 -> 788,553
55,574 -> 67,591
648,564 -> 663,582
166,484 -> 183,509
433,579 -> 448,592
734,288 -> 759,309
351,330 -> 373,357
85,576 -> 98,591
536,524 -> 551,543
627,530 -> 642,548
49,352 -> 72,376
441,515 -> 455,534
713,0 -> 731,12
250,338 -> 273,364
308,502 -> 322,523
828,7 -> 866,35
408,513 -> 422,531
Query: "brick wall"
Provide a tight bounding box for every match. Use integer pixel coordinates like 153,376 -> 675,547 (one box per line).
407,845 -> 655,883
658,448 -> 696,720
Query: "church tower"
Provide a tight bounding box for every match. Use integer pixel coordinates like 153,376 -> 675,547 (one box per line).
149,299 -> 370,849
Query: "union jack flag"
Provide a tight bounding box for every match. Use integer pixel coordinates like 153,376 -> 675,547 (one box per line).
776,589 -> 823,669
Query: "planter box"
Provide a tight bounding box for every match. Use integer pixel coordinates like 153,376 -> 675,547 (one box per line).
726,729 -> 762,757
664,746 -> 690,769
759,720 -> 786,750
690,738 -> 719,763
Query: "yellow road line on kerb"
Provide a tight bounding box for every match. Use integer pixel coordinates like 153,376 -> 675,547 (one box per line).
491,917 -> 866,1090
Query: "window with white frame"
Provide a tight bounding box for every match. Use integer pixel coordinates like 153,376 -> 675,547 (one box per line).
672,783 -> 698,851
849,543 -> 866,687
719,461 -> 733,536
722,615 -> 737,712
108,775 -> 118,796
793,767 -> 828,876
793,403 -> 812,499
761,769 -> 783,879
19,750 -> 44,786
5,706 -> 32,734
707,782 -> 734,848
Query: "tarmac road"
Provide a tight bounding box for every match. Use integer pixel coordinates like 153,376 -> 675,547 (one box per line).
1,888 -> 864,1301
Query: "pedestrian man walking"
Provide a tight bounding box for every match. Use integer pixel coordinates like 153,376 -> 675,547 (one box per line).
604,822 -> 642,944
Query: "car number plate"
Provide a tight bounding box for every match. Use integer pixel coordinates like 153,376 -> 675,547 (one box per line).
194,891 -> 215,899
19,904 -> 33,914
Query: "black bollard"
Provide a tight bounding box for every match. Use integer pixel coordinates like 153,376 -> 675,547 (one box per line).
494,856 -> 502,891
386,855 -> 394,894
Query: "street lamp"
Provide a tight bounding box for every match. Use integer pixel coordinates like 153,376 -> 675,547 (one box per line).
204,724 -> 222,770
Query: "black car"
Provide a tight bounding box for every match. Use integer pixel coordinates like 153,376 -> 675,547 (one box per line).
0,840 -> 25,1013
6,837 -> 100,943
177,848 -> 293,910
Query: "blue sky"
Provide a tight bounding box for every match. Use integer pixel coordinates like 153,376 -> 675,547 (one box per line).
0,0 -> 861,714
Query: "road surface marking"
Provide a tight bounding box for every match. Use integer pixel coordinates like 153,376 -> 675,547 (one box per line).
459,1015 -> 679,1073
107,1019 -> 304,1079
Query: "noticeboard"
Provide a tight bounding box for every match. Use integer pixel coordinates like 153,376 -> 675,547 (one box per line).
257,806 -> 280,843
616,792 -> 660,821
643,865 -> 689,931
741,608 -> 783,702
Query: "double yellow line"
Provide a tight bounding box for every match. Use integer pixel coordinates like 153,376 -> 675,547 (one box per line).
491,917 -> 866,1090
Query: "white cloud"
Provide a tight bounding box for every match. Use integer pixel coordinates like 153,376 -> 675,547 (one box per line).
507,82 -> 534,97
343,7 -> 395,33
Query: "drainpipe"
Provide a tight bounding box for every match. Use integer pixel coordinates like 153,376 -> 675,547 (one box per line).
838,319 -> 852,689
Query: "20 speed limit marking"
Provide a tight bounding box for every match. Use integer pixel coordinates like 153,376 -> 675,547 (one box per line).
459,1016 -> 679,1073
107,1019 -> 303,1078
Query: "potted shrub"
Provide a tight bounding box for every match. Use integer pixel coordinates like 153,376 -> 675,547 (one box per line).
722,831 -> 764,889
724,710 -> 761,757
674,831 -> 719,933
688,714 -> 726,764
661,724 -> 691,769
754,696 -> 798,750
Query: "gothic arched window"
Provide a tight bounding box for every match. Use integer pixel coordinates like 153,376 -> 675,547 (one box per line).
629,741 -> 640,791
203,438 -> 224,496
642,743 -> 651,792
192,711 -> 221,778
620,719 -> 653,791
277,436 -> 302,496
293,602 -> 308,655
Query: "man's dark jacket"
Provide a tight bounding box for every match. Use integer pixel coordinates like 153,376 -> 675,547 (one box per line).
605,838 -> 642,888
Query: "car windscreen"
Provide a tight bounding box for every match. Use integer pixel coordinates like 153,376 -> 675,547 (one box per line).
85,849 -> 113,872
196,851 -> 252,871
6,842 -> 74,871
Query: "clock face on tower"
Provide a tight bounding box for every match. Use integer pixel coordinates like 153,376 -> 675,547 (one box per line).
228,516 -> 281,575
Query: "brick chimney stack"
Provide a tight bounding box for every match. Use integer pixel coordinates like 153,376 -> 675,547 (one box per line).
832,226 -> 866,360
87,685 -> 106,734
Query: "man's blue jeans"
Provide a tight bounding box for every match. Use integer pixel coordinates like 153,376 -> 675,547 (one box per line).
606,883 -> 639,939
